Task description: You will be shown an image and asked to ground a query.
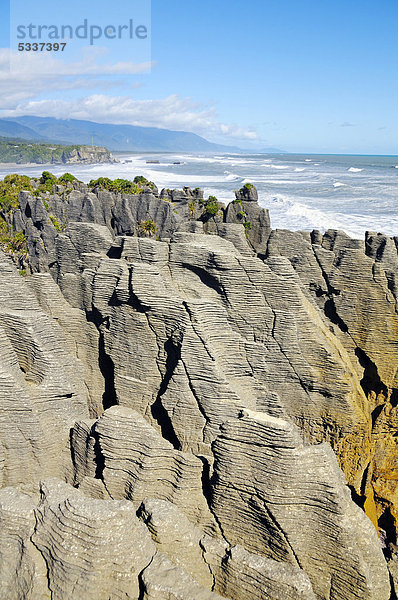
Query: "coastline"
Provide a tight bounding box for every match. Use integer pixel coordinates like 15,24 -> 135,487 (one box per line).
2,151 -> 397,239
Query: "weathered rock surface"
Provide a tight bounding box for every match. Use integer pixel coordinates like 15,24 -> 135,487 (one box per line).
0,487 -> 49,600
201,537 -> 317,600
224,185 -> 271,253
138,498 -> 213,588
140,552 -> 224,600
0,250 -> 89,491
211,410 -> 389,599
0,179 -> 397,599
268,226 -> 398,535
33,478 -> 155,599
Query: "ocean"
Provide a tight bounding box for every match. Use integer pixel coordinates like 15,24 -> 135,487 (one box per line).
1,152 -> 398,239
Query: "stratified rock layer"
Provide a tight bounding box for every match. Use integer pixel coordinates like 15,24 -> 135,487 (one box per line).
0,180 -> 396,599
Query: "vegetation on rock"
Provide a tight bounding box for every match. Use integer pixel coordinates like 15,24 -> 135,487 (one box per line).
0,220 -> 28,263
49,215 -> 64,233
199,195 -> 222,221
88,175 -> 156,195
0,174 -> 34,211
188,200 -> 196,219
139,218 -> 158,237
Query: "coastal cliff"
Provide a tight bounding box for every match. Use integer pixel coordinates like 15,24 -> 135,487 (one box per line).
0,139 -> 117,165
0,176 -> 397,600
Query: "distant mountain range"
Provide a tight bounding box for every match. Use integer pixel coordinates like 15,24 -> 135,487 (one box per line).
0,116 -> 284,154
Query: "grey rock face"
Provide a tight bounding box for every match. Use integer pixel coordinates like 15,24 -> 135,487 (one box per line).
201,538 -> 316,600
141,553 -> 225,600
0,179 -> 396,599
211,410 -> 388,600
0,251 -> 89,491
138,498 -> 213,588
268,226 -> 398,525
224,198 -> 271,254
33,479 -> 155,600
0,487 -> 49,600
91,406 -> 217,531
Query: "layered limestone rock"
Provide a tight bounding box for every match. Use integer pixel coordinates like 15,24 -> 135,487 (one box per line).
201,536 -> 317,600
0,487 -> 49,600
140,552 -> 224,600
211,410 -> 389,600
0,250 -> 89,491
267,226 -> 398,537
0,179 -> 397,599
33,479 -> 155,600
224,184 -> 271,253
138,498 -> 213,588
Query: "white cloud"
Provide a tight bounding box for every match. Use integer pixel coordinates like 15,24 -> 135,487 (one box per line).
0,47 -> 258,142
2,93 -> 259,141
0,47 -> 149,108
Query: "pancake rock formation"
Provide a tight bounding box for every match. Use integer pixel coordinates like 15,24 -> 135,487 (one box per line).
0,176 -> 397,599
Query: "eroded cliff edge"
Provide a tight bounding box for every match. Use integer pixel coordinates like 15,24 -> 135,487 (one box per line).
0,176 -> 397,600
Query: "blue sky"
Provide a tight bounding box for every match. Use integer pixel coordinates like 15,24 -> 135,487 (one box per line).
0,0 -> 398,153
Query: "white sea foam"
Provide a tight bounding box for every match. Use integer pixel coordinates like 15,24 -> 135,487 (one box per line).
262,164 -> 290,170
348,167 -> 363,172
305,159 -> 312,162
261,194 -> 363,238
333,182 -> 346,188
224,170 -> 242,181
294,167 -> 306,172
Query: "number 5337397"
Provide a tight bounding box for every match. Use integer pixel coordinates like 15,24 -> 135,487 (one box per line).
18,43 -> 67,51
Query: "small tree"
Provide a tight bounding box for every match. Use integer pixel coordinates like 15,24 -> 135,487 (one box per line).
139,218 -> 158,237
58,173 -> 79,184
40,171 -> 57,185
199,195 -> 221,221
188,200 -> 196,219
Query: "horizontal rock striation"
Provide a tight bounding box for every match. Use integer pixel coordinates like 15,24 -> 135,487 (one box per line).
0,179 -> 396,599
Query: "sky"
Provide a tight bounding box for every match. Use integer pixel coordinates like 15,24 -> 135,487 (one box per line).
0,0 -> 398,154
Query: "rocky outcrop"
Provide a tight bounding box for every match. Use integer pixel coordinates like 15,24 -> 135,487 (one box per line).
267,226 -> 398,539
0,179 -> 396,599
224,184 -> 271,253
61,145 -> 117,164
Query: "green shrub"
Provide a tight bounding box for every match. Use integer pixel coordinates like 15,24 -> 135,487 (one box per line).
89,177 -> 144,195
38,171 -> 58,193
40,171 -> 57,185
88,176 -> 113,190
0,174 -> 33,212
199,195 -> 221,220
133,175 -> 156,191
58,172 -> 79,184
49,215 -> 62,232
0,225 -> 28,257
188,200 -> 196,219
139,218 -> 158,236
